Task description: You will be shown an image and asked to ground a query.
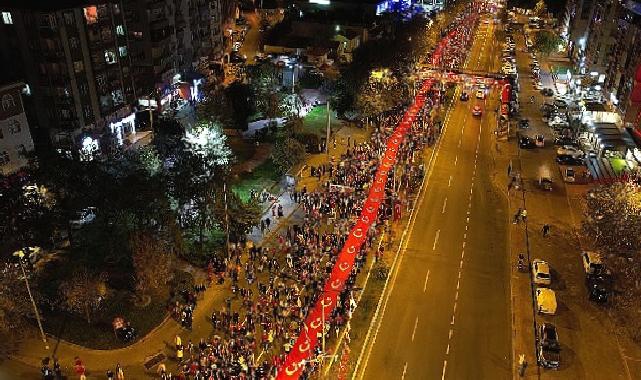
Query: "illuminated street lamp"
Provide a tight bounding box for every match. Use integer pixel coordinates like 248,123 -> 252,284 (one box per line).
12,248 -> 49,350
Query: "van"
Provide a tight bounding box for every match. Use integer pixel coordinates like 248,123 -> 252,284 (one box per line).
536,288 -> 557,315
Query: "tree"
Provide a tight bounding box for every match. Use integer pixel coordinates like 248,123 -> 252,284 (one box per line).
534,0 -> 547,17
533,30 -> 562,56
58,269 -> 108,324
224,82 -> 255,130
184,120 -> 233,167
216,191 -> 262,242
582,183 -> 641,255
0,264 -> 36,358
271,137 -> 306,174
130,231 -> 175,302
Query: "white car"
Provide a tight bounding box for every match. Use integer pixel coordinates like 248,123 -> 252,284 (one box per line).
532,259 -> 552,286
70,207 -> 97,228
581,251 -> 604,274
556,145 -> 583,157
476,90 -> 486,99
536,288 -> 557,315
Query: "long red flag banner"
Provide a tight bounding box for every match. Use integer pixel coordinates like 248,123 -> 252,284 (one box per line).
276,79 -> 434,379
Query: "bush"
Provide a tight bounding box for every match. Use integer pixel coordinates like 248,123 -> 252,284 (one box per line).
271,137 -> 306,174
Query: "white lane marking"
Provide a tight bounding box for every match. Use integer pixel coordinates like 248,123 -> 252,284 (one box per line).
411,316 -> 419,342
423,270 -> 430,292
402,362 -> 408,380
454,155 -> 458,166
448,175 -> 452,187
449,328 -> 453,340
433,229 -> 440,251
446,343 -> 450,355
458,139 -> 462,147
442,197 -> 447,214
441,360 -> 448,380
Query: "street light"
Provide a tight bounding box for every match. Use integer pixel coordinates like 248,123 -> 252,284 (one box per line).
12,249 -> 49,350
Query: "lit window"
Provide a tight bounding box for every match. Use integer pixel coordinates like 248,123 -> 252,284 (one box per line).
116,24 -> 124,35
118,46 -> 127,57
105,50 -> 117,64
84,6 -> 97,25
133,31 -> 143,38
2,11 -> 13,24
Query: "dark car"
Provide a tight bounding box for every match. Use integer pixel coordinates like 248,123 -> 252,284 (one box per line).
519,119 -> 530,129
460,92 -> 470,101
586,273 -> 611,303
541,88 -> 554,96
538,323 -> 560,369
553,137 -> 578,147
556,154 -> 584,166
519,136 -> 537,149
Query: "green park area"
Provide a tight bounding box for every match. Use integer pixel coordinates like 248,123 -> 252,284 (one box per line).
302,105 -> 341,136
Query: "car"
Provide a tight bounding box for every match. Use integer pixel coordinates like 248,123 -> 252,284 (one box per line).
586,273 -> 610,303
554,137 -> 578,146
519,136 -> 537,149
70,207 -> 97,228
556,145 -> 583,157
536,287 -> 557,314
539,176 -> 553,190
532,259 -> 552,286
537,323 -> 561,369
556,155 -> 584,166
472,105 -> 482,116
476,90 -> 485,99
519,119 -> 530,129
581,251 -> 604,274
541,88 -> 554,96
460,92 -> 470,101
534,82 -> 543,90
553,99 -> 568,109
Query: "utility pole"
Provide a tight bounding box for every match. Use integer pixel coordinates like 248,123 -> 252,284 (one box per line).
13,249 -> 48,350
326,100 -> 331,155
224,181 -> 230,260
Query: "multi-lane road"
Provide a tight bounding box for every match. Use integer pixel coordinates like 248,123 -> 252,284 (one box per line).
355,17 -> 512,380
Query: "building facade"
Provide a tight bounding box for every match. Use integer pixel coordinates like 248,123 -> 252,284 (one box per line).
0,0 -> 233,157
0,83 -> 35,175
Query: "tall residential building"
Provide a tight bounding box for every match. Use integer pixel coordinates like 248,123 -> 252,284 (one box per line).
0,4 -> 136,158
0,82 -> 35,175
605,1 -> 641,127
0,0 -> 234,157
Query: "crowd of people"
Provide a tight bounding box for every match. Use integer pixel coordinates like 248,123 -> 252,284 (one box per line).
152,91 -> 439,380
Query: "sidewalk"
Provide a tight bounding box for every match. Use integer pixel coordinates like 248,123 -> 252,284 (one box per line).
11,124 -> 370,379
497,25 -> 641,380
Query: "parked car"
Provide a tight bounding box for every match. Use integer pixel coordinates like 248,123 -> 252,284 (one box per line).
556,155 -> 584,166
532,259 -> 552,286
70,207 -> 97,229
581,251 -> 604,274
538,323 -> 561,369
553,137 -> 578,146
536,287 -> 557,314
519,136 -> 537,149
586,273 -> 610,303
541,88 -> 554,96
556,145 -> 583,157
519,119 -> 530,129
460,92 -> 470,101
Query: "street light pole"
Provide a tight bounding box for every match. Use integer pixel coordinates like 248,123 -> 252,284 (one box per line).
13,250 -> 48,350
326,100 -> 331,155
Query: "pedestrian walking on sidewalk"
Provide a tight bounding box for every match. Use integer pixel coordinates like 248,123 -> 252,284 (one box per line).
542,224 -> 550,237
265,217 -> 271,229
115,363 -> 124,380
260,219 -> 265,234
513,208 -> 522,224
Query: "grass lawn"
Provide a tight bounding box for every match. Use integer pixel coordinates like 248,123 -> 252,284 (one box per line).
610,158 -> 628,175
232,159 -> 281,201
302,105 -> 341,136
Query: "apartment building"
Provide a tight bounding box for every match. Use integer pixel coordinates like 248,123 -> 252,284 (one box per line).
0,82 -> 35,175
0,0 -> 234,158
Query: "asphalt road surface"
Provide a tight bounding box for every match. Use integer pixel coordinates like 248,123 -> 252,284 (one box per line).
356,18 -> 512,380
